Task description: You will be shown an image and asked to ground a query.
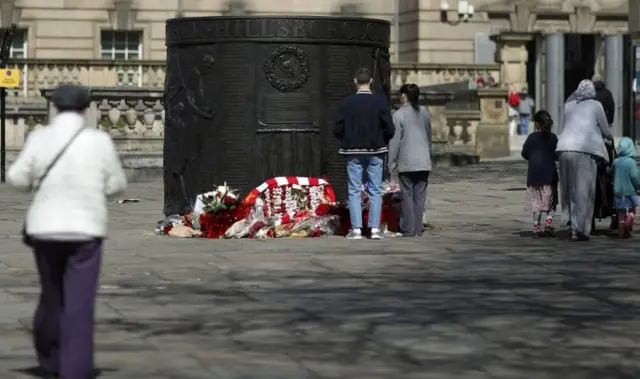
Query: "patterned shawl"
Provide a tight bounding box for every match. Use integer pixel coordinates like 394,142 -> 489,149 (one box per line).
565,79 -> 596,104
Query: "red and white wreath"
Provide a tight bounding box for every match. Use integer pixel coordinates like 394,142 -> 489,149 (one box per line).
242,176 -> 336,219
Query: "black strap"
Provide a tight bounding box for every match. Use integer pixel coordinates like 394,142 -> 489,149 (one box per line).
33,126 -> 85,191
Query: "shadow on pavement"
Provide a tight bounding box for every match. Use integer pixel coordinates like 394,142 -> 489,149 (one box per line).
94,240 -> 640,378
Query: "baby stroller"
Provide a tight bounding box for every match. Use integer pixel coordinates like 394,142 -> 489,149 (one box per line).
592,140 -> 617,234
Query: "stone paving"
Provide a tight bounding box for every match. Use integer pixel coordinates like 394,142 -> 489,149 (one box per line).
1,161 -> 639,379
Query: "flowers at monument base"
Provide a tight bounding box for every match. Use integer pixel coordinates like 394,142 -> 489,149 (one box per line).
157,177 -> 403,239
158,177 -> 339,239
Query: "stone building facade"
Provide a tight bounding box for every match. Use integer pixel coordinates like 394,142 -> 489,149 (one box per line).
0,0 -> 628,63
0,0 -> 636,135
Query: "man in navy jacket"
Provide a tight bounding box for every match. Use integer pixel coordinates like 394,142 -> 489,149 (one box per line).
334,68 -> 395,240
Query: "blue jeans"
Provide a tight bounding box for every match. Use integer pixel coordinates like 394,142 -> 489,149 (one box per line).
346,154 -> 384,229
519,114 -> 530,135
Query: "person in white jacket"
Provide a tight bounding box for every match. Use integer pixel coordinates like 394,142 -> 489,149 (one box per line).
7,84 -> 127,379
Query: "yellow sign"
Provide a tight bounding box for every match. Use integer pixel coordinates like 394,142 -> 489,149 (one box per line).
0,69 -> 20,88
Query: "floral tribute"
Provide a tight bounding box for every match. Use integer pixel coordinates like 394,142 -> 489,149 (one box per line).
157,177 -> 404,239
158,177 -> 343,239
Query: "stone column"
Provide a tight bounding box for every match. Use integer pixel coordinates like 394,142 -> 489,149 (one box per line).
424,91 -> 454,152
545,33 -> 564,133
630,0 -> 640,35
491,32 -> 532,92
476,88 -> 510,159
605,34 -> 624,137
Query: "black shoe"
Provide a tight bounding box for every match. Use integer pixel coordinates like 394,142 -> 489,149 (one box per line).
543,226 -> 556,237
571,232 -> 590,241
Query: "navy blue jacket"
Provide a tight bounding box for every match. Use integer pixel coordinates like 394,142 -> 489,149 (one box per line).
521,131 -> 558,186
334,90 -> 395,155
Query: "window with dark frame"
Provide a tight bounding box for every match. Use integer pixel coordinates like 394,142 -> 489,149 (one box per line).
100,30 -> 142,60
9,28 -> 27,59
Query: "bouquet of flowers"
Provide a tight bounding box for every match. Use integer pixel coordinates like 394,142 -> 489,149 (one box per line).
197,183 -> 239,213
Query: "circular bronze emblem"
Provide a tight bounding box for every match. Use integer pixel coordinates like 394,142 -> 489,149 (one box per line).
264,46 -> 310,92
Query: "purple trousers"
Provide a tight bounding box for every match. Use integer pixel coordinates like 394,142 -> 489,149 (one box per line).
32,239 -> 102,379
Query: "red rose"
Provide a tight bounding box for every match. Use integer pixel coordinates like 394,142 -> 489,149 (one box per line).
224,195 -> 235,204
315,203 -> 330,216
163,224 -> 173,234
199,212 -> 233,238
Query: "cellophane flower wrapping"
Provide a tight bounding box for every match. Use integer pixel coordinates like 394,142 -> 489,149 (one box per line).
224,198 -> 267,239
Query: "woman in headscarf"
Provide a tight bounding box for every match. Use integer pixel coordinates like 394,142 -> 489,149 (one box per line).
556,79 -> 613,241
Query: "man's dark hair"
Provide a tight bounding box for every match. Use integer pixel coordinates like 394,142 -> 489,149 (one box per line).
354,68 -> 372,85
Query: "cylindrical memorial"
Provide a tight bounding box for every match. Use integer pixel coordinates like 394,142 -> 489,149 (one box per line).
164,16 -> 391,215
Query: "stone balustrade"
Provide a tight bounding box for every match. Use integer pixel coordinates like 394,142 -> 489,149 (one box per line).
3,102 -> 48,150
446,110 -> 482,154
2,59 -> 500,100
391,63 -> 501,89
38,87 -> 165,158
5,59 -> 165,99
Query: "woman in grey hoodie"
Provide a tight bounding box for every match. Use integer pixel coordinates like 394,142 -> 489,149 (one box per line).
388,84 -> 432,237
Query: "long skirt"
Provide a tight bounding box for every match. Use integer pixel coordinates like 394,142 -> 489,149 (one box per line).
32,239 -> 102,379
525,184 -> 557,212
559,151 -> 598,235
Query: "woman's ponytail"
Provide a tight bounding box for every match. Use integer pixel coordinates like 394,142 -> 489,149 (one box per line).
399,83 -> 421,111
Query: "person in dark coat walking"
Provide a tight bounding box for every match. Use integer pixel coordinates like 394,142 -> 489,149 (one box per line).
592,74 -> 615,125
591,74 -> 617,232
7,85 -> 127,379
521,110 -> 559,237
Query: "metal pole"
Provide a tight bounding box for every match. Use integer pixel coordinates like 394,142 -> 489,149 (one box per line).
605,34 -> 624,137
176,0 -> 184,17
1,87 -> 6,183
393,0 -> 400,63
545,33 -> 565,133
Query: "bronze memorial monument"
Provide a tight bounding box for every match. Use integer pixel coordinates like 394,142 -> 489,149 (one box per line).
163,16 -> 391,215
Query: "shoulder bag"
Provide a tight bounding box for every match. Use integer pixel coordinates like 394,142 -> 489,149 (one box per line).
22,127 -> 85,246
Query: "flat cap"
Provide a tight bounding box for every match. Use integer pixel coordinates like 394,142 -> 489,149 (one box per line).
51,84 -> 91,111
